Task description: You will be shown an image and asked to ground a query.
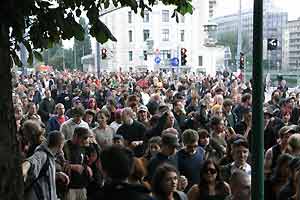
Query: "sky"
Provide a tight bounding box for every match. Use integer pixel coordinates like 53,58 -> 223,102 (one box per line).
216,0 -> 300,20
63,0 -> 300,48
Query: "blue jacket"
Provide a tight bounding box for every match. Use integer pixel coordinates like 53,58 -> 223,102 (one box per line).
47,116 -> 68,133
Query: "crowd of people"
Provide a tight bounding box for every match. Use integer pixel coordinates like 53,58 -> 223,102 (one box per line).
14,69 -> 300,200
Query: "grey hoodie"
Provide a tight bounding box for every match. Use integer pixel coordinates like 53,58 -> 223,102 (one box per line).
24,142 -> 58,200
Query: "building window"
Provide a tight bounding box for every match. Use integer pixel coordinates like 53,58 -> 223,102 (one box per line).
199,56 -> 203,66
162,10 -> 169,22
129,51 -> 133,61
129,30 -> 133,42
162,29 -> 169,41
143,50 -> 148,60
143,10 -> 149,23
143,29 -> 150,41
128,11 -> 132,23
160,50 -> 171,60
180,30 -> 184,42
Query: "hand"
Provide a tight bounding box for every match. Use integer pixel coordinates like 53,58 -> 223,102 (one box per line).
71,164 -> 85,174
56,172 -> 70,185
177,175 -> 188,191
85,166 -> 93,177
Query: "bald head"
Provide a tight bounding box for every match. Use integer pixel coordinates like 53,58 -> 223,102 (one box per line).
230,170 -> 251,200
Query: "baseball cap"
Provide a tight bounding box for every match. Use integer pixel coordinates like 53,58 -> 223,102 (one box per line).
263,106 -> 274,116
162,133 -> 180,147
138,105 -> 148,113
72,96 -> 81,104
233,138 -> 249,149
279,125 -> 298,136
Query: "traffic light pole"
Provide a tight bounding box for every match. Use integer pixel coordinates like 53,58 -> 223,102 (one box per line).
252,0 -> 264,200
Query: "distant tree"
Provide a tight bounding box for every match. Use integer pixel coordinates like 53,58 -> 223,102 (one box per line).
217,31 -> 250,65
73,18 -> 92,71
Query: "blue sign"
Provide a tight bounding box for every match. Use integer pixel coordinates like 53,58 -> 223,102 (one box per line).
154,57 -> 161,64
170,57 -> 179,67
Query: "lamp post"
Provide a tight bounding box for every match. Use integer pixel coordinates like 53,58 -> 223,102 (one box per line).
252,0 -> 264,199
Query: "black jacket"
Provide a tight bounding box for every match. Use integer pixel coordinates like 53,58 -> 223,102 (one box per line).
38,97 -> 56,123
96,181 -> 153,200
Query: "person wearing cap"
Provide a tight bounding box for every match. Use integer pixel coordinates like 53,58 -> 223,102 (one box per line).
198,129 -> 217,161
176,129 -> 205,192
221,138 -> 251,183
137,105 -> 151,129
112,134 -> 125,146
65,96 -> 83,119
62,127 -> 93,200
264,125 -> 297,178
146,133 -> 180,182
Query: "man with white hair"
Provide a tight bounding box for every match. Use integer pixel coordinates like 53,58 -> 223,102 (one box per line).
116,107 -> 146,157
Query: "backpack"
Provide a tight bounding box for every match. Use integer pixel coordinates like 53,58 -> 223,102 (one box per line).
24,149 -> 51,200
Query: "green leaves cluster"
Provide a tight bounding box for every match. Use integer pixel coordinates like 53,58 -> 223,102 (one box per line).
1,0 -> 194,67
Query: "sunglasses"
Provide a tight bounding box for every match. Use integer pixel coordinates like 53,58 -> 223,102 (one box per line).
206,168 -> 217,174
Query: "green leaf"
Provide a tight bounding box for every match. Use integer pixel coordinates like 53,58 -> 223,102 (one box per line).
73,23 -> 85,41
27,51 -> 33,65
96,31 -> 109,44
104,0 -> 110,9
33,51 -> 43,62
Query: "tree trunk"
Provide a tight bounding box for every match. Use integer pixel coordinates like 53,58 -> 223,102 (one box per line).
0,24 -> 24,200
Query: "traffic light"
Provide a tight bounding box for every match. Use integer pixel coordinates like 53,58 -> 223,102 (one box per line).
181,48 -> 187,66
101,48 -> 107,59
239,52 -> 245,70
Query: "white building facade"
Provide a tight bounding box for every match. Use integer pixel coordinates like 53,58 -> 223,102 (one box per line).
288,18 -> 300,70
93,0 -> 220,75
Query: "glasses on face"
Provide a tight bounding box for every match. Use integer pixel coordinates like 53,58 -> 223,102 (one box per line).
206,168 -> 217,174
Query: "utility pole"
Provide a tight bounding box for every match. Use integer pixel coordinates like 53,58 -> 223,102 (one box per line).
236,0 -> 242,72
96,42 -> 101,78
252,0 -> 264,199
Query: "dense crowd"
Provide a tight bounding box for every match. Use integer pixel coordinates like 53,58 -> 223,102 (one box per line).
15,69 -> 300,200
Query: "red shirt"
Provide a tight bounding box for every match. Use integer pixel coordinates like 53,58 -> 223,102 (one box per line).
57,116 -> 66,125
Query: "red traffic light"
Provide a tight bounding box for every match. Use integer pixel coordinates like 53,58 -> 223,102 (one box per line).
181,48 -> 187,54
